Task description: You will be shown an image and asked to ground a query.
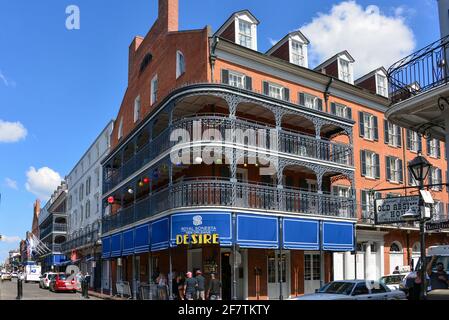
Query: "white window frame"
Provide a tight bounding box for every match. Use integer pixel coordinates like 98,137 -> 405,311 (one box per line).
429,139 -> 438,157
430,167 -> 441,190
228,71 -> 245,89
365,151 -> 376,179
387,122 -> 401,147
304,93 -> 319,110
151,75 -> 158,106
133,95 -> 141,123
376,73 -> 388,97
238,19 -> 253,49
388,157 -> 401,183
268,83 -> 283,100
176,51 -> 185,79
290,40 -> 305,67
339,58 -> 352,83
334,103 -> 348,118
332,185 -> 350,198
86,200 -> 90,219
409,131 -> 419,152
363,113 -> 374,140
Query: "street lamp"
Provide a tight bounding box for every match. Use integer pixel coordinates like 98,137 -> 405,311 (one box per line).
404,153 -> 432,300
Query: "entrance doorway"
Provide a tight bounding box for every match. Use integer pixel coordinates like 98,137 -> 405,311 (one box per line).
304,253 -> 321,294
187,249 -> 202,274
267,251 -> 289,299
221,252 -> 232,300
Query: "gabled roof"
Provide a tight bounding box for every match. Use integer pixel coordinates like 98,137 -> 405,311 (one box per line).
214,10 -> 260,38
354,67 -> 387,85
314,50 -> 355,71
266,30 -> 310,55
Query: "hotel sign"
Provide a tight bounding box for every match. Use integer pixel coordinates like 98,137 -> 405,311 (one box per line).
176,233 -> 219,245
374,196 -> 420,224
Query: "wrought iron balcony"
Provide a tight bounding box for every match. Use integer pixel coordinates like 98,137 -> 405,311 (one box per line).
40,223 -> 67,239
102,178 -> 356,234
388,35 -> 449,104
104,115 -> 353,193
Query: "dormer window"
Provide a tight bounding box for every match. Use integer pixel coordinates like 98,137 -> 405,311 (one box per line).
238,20 -> 252,48
290,41 -> 305,67
339,59 -> 351,83
376,73 -> 388,97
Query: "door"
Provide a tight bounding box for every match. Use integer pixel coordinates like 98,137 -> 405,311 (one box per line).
188,249 -> 202,274
304,253 -> 320,294
236,168 -> 248,207
221,252 -> 232,300
267,251 -> 289,299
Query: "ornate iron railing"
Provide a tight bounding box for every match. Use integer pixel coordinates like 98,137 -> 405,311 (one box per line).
388,35 -> 449,104
104,115 -> 353,193
102,178 -> 356,234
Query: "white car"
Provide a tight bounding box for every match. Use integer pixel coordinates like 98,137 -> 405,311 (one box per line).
292,280 -> 406,300
39,272 -> 57,289
380,273 -> 410,291
1,272 -> 12,281
11,272 -> 18,278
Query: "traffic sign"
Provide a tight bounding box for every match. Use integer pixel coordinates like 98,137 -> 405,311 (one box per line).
426,219 -> 449,231
375,196 -> 420,224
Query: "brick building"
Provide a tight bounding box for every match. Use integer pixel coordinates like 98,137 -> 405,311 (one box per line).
100,0 -> 449,299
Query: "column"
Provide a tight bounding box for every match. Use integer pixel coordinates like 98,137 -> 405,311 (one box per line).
379,242 -> 385,277
132,254 -> 136,299
364,241 -> 372,280
344,251 -> 352,280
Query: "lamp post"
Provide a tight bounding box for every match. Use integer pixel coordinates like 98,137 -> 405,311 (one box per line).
403,153 -> 431,300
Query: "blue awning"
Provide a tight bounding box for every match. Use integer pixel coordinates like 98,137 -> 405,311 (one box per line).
102,236 -> 111,259
134,224 -> 150,254
283,218 -> 319,250
122,229 -> 135,256
322,221 -> 355,251
151,218 -> 169,251
236,214 -> 278,249
170,212 -> 232,246
110,233 -> 122,257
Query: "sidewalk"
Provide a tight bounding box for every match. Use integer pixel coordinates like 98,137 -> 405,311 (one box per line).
79,289 -> 130,300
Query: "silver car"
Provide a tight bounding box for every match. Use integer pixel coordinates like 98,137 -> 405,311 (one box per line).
292,280 -> 406,300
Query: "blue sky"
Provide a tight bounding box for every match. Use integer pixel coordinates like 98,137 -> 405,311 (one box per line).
0,0 -> 440,262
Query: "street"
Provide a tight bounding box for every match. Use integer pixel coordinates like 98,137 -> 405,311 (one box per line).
0,279 -> 100,300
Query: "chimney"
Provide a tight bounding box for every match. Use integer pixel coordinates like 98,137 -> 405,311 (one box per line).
34,199 -> 40,217
158,0 -> 178,33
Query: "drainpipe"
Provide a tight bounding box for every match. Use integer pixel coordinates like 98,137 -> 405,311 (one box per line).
324,78 -> 334,113
209,36 -> 220,82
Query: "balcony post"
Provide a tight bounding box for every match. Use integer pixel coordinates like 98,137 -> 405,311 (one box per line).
168,161 -> 173,209
231,149 -> 237,207
277,160 -> 285,211
313,119 -> 322,160
316,170 -> 324,215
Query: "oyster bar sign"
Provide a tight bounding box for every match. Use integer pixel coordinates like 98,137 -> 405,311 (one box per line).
175,215 -> 220,245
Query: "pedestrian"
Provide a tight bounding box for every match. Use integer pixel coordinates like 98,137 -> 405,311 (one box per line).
156,272 -> 168,300
79,272 -> 86,298
207,273 -> 222,300
195,270 -> 206,300
392,266 -> 400,274
427,256 -> 449,290
84,272 -> 91,299
176,273 -> 185,300
183,271 -> 197,300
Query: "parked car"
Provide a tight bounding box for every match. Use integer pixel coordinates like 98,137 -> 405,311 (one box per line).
0,272 -> 12,281
49,273 -> 76,293
39,272 -> 56,289
292,280 -> 406,300
11,272 -> 18,278
380,273 -> 410,291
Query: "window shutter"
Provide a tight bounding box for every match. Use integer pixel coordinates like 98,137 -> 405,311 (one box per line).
418,135 -> 422,153
263,81 -> 269,95
221,69 -> 229,84
361,150 -> 366,176
408,163 -> 413,186
427,138 -> 431,156
245,76 -> 252,91
437,140 -> 441,158
332,186 -> 338,196
384,120 -> 389,145
396,127 -> 402,148
406,130 -> 411,150
331,102 -> 336,115
375,153 -> 380,179
283,87 -> 290,102
386,156 -> 391,181
398,159 -> 403,183
428,168 -> 433,186
347,107 -> 352,120
361,190 -> 367,208
373,116 -> 379,141
299,93 -> 305,106
317,98 -> 323,111
438,169 -> 442,190
359,112 -> 365,137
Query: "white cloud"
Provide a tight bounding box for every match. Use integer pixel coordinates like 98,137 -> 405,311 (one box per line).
0,120 -> 27,143
268,38 -> 279,46
0,70 -> 16,88
25,166 -> 62,200
0,235 -> 21,243
4,178 -> 18,190
300,1 -> 416,77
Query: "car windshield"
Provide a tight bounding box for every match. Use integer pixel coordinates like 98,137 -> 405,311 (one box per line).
48,274 -> 56,280
380,275 -> 405,285
318,282 -> 355,295
58,274 -> 68,280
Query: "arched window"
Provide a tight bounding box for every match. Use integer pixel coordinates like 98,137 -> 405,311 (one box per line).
390,242 -> 402,252
176,51 -> 185,79
412,242 -> 420,254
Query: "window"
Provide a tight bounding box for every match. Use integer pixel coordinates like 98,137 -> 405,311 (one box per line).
80,205 -> 84,222
176,51 -> 185,79
429,167 -> 442,190
330,102 -> 351,119
68,195 -> 72,210
386,156 -> 403,183
352,283 -> 369,296
361,190 -> 381,220
300,93 -> 322,111
86,176 -> 91,196
263,81 -> 289,101
268,83 -> 283,99
134,95 -> 141,123
361,150 -> 379,179
79,184 -> 84,201
229,71 -> 245,89
117,117 -> 123,140
408,162 -> 419,186
359,112 -> 378,141
384,121 -> 402,147
291,40 -> 304,66
95,193 -> 100,213
151,75 -> 158,105
86,200 -> 91,219
95,168 -> 100,187
406,130 -> 421,152
376,74 -> 388,97
427,138 -> 440,158
332,185 -> 350,198
238,19 -> 252,49
339,59 -> 351,83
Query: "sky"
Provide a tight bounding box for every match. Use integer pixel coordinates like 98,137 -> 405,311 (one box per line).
0,0 -> 440,262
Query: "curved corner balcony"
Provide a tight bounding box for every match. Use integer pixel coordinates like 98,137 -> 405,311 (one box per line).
102,178 -> 356,235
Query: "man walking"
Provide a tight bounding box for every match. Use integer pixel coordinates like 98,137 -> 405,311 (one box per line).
184,272 -> 197,300
427,256 -> 449,291
195,270 -> 206,300
207,273 -> 222,300
84,272 -> 91,299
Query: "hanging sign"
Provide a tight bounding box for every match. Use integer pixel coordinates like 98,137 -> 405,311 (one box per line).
374,196 -> 420,224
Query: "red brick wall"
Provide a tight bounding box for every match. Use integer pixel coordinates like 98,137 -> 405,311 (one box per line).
270,41 -> 290,62
357,76 -> 376,95
221,22 -> 235,43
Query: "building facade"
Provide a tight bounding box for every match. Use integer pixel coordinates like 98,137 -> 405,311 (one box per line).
38,182 -> 68,272
62,121 -> 114,291
100,0 -> 449,299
